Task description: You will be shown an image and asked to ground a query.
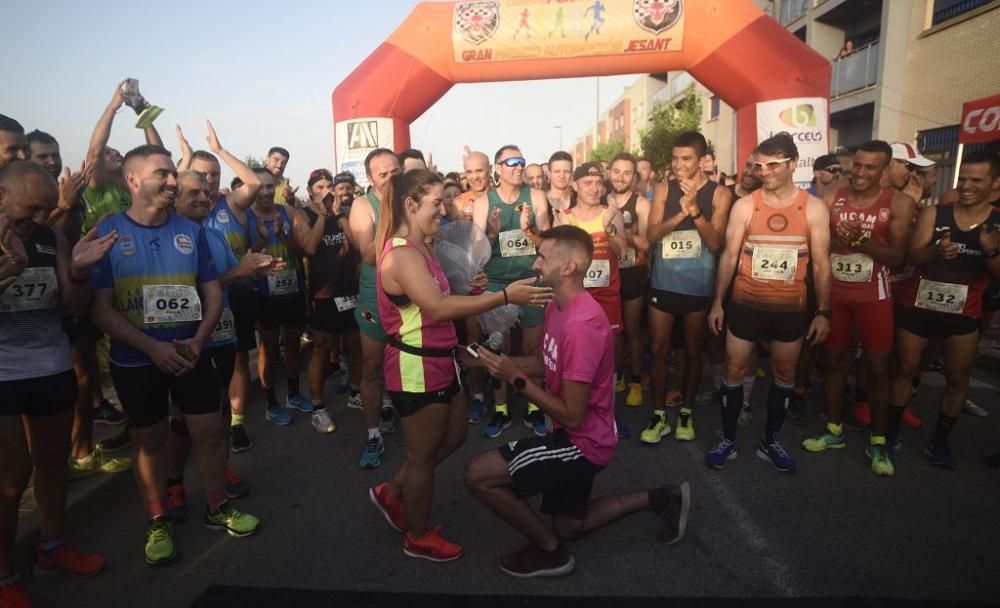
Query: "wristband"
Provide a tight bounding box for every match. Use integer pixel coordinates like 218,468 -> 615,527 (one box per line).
815,309 -> 832,319
503,288 -> 509,306
513,376 -> 527,392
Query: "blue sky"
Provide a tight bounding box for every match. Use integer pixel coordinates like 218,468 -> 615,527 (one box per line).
2,0 -> 635,187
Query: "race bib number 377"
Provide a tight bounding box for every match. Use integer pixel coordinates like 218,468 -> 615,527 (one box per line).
142,285 -> 202,324
751,246 -> 798,281
0,267 -> 58,313
499,229 -> 536,257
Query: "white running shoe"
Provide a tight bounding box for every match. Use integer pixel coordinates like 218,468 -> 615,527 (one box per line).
311,409 -> 336,433
964,399 -> 989,417
347,393 -> 363,409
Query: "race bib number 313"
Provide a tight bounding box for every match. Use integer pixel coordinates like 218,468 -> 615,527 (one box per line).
751,246 -> 798,281
831,253 -> 874,283
499,229 -> 536,257
142,285 -> 202,324
915,279 -> 968,314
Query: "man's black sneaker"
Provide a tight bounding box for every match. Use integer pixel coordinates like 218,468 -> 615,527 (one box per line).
657,481 -> 690,545
230,425 -> 253,453
499,543 -> 574,578
97,428 -> 132,453
93,400 -> 127,426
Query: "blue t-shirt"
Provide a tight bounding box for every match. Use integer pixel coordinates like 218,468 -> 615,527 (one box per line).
247,205 -> 304,299
205,226 -> 239,348
205,195 -> 249,259
91,212 -> 218,367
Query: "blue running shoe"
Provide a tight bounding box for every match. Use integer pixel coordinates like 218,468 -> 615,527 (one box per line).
615,415 -> 630,440
265,405 -> 293,426
286,393 -> 314,413
483,412 -> 512,438
360,435 -> 385,469
467,398 -> 485,424
705,439 -> 737,469
756,437 -> 796,472
924,439 -> 954,468
524,410 -> 547,437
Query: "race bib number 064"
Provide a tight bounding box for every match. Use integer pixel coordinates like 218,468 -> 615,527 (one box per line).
499,229 -> 536,257
751,246 -> 798,281
915,279 -> 968,314
142,285 -> 202,324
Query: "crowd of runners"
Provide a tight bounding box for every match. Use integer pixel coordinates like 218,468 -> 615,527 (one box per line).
2,79 -> 1000,603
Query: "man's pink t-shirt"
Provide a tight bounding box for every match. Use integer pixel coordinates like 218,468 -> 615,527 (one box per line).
543,290 -> 618,466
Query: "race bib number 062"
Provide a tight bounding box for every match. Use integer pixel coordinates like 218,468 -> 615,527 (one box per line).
142,285 -> 202,324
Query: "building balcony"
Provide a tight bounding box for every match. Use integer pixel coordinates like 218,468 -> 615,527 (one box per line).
831,40 -> 879,98
780,0 -> 811,24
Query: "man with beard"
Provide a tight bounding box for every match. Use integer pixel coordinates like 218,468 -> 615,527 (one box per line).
525,163 -> 546,190
546,151 -> 574,222
807,154 -> 842,199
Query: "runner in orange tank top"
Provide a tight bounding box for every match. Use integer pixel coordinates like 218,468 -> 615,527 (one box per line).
705,133 -> 832,474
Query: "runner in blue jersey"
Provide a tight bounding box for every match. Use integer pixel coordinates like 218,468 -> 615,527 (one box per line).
176,121 -> 263,452
90,146 -> 260,567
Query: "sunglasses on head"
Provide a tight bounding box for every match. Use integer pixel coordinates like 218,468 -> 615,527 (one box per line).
500,157 -> 526,168
309,169 -> 333,181
822,166 -> 842,174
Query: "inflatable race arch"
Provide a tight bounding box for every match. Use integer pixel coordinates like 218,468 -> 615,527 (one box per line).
333,0 -> 831,185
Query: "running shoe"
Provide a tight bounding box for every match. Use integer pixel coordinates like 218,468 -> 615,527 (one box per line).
705,439 -> 737,469
902,406 -> 923,429
360,435 -> 385,469
615,415 -> 631,439
380,406 -> 397,434
467,398 -> 485,424
964,399 -> 989,417
144,517 -> 175,566
225,466 -> 250,499
369,482 -> 407,532
852,401 -> 871,427
625,382 -> 644,407
311,409 -> 336,434
499,542 -> 574,578
33,544 -> 105,578
664,389 -> 683,408
265,405 -> 293,426
97,427 -> 132,453
524,410 -> 547,437
203,501 -> 260,537
68,446 -> 131,480
403,527 -> 463,562
0,580 -> 31,607
737,406 -> 753,428
802,430 -> 846,452
867,444 -> 895,477
165,484 -> 188,521
756,438 -> 796,472
924,439 -> 955,468
346,391 -> 362,409
674,410 -> 695,441
483,412 -> 512,438
286,393 -> 314,413
640,413 -> 671,444
230,424 -> 252,452
93,400 -> 126,426
657,481 -> 691,546
694,391 -> 717,407
615,375 -> 626,393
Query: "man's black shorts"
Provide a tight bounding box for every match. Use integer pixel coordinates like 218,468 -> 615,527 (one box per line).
110,357 -> 221,429
63,315 -> 103,344
387,379 -> 461,418
257,292 -> 307,330
229,284 -> 258,352
208,344 -> 236,389
896,305 -> 979,340
649,288 -> 711,316
620,267 -> 647,302
727,300 -> 809,344
0,369 -> 77,417
311,297 -> 359,335
498,429 -> 605,520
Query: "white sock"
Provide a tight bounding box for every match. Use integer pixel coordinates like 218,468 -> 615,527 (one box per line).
742,376 -> 755,408
473,392 -> 484,403
368,427 -> 381,440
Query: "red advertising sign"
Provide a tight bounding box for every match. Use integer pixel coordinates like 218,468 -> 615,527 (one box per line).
960,94 -> 1000,144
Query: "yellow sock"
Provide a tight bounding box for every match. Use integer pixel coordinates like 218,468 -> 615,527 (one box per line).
527,402 -> 540,413
826,422 -> 843,436
870,435 -> 886,446
495,402 -> 509,415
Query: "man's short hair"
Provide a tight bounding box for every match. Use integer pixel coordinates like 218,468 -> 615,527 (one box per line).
364,147 -> 396,177
674,131 -> 708,158
122,145 -> 172,173
26,130 -> 57,146
611,152 -> 637,169
538,225 -> 594,266
0,160 -> 56,191
856,140 -> 893,165
177,170 -> 207,184
252,166 -> 272,177
0,114 -> 25,135
494,145 -> 521,163
397,148 -> 426,165
267,146 -> 290,159
963,150 -> 1000,178
548,151 -> 573,166
190,150 -> 219,165
755,132 -> 799,161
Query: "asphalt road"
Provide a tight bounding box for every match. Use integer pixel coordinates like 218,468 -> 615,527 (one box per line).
14,350 -> 1000,607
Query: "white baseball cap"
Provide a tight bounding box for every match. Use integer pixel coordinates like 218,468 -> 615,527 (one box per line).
890,142 -> 935,167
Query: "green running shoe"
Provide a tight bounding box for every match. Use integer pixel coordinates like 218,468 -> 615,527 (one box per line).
640,413 -> 671,444
144,517 -> 175,566
674,410 -> 695,441
68,446 -> 132,480
867,444 -> 895,477
203,501 -> 260,537
802,431 -> 846,453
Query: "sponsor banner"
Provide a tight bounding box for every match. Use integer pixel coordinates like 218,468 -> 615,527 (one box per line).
334,117 -> 395,188
960,94 -> 1000,145
756,97 -> 829,188
452,0 -> 685,64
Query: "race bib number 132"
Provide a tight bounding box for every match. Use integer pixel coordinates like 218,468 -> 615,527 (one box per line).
915,279 -> 968,314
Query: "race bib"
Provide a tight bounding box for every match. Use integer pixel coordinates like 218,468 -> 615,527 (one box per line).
209,308 -> 235,343
618,247 -> 637,269
267,270 -> 299,296
831,253 -> 874,283
751,246 -> 798,281
0,267 -> 58,313
499,229 -> 536,257
334,295 -> 358,312
915,279 -> 968,314
142,285 -> 202,324
661,230 -> 701,259
584,259 -> 611,289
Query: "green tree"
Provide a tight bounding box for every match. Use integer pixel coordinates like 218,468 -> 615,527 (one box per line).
244,155 -> 264,170
588,138 -> 626,164
639,85 -> 704,175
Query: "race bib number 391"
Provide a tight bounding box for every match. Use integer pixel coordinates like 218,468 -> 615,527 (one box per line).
661,230 -> 701,259
499,229 -> 536,257
209,308 -> 235,343
751,246 -> 798,281
915,279 -> 968,314
584,259 -> 611,289
142,285 -> 202,324
0,267 -> 58,313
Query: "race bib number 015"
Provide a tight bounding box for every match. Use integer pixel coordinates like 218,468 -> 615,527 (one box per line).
584,259 -> 611,289
751,247 -> 798,281
499,229 -> 536,257
0,267 -> 58,313
831,253 -> 874,283
661,230 -> 701,259
142,285 -> 202,324
268,270 -> 299,296
209,308 -> 235,343
915,279 -> 968,314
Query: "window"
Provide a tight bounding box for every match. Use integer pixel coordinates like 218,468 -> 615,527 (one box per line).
709,96 -> 720,120
932,0 -> 992,25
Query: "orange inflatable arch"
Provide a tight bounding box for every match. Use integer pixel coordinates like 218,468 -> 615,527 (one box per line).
333,0 -> 831,183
